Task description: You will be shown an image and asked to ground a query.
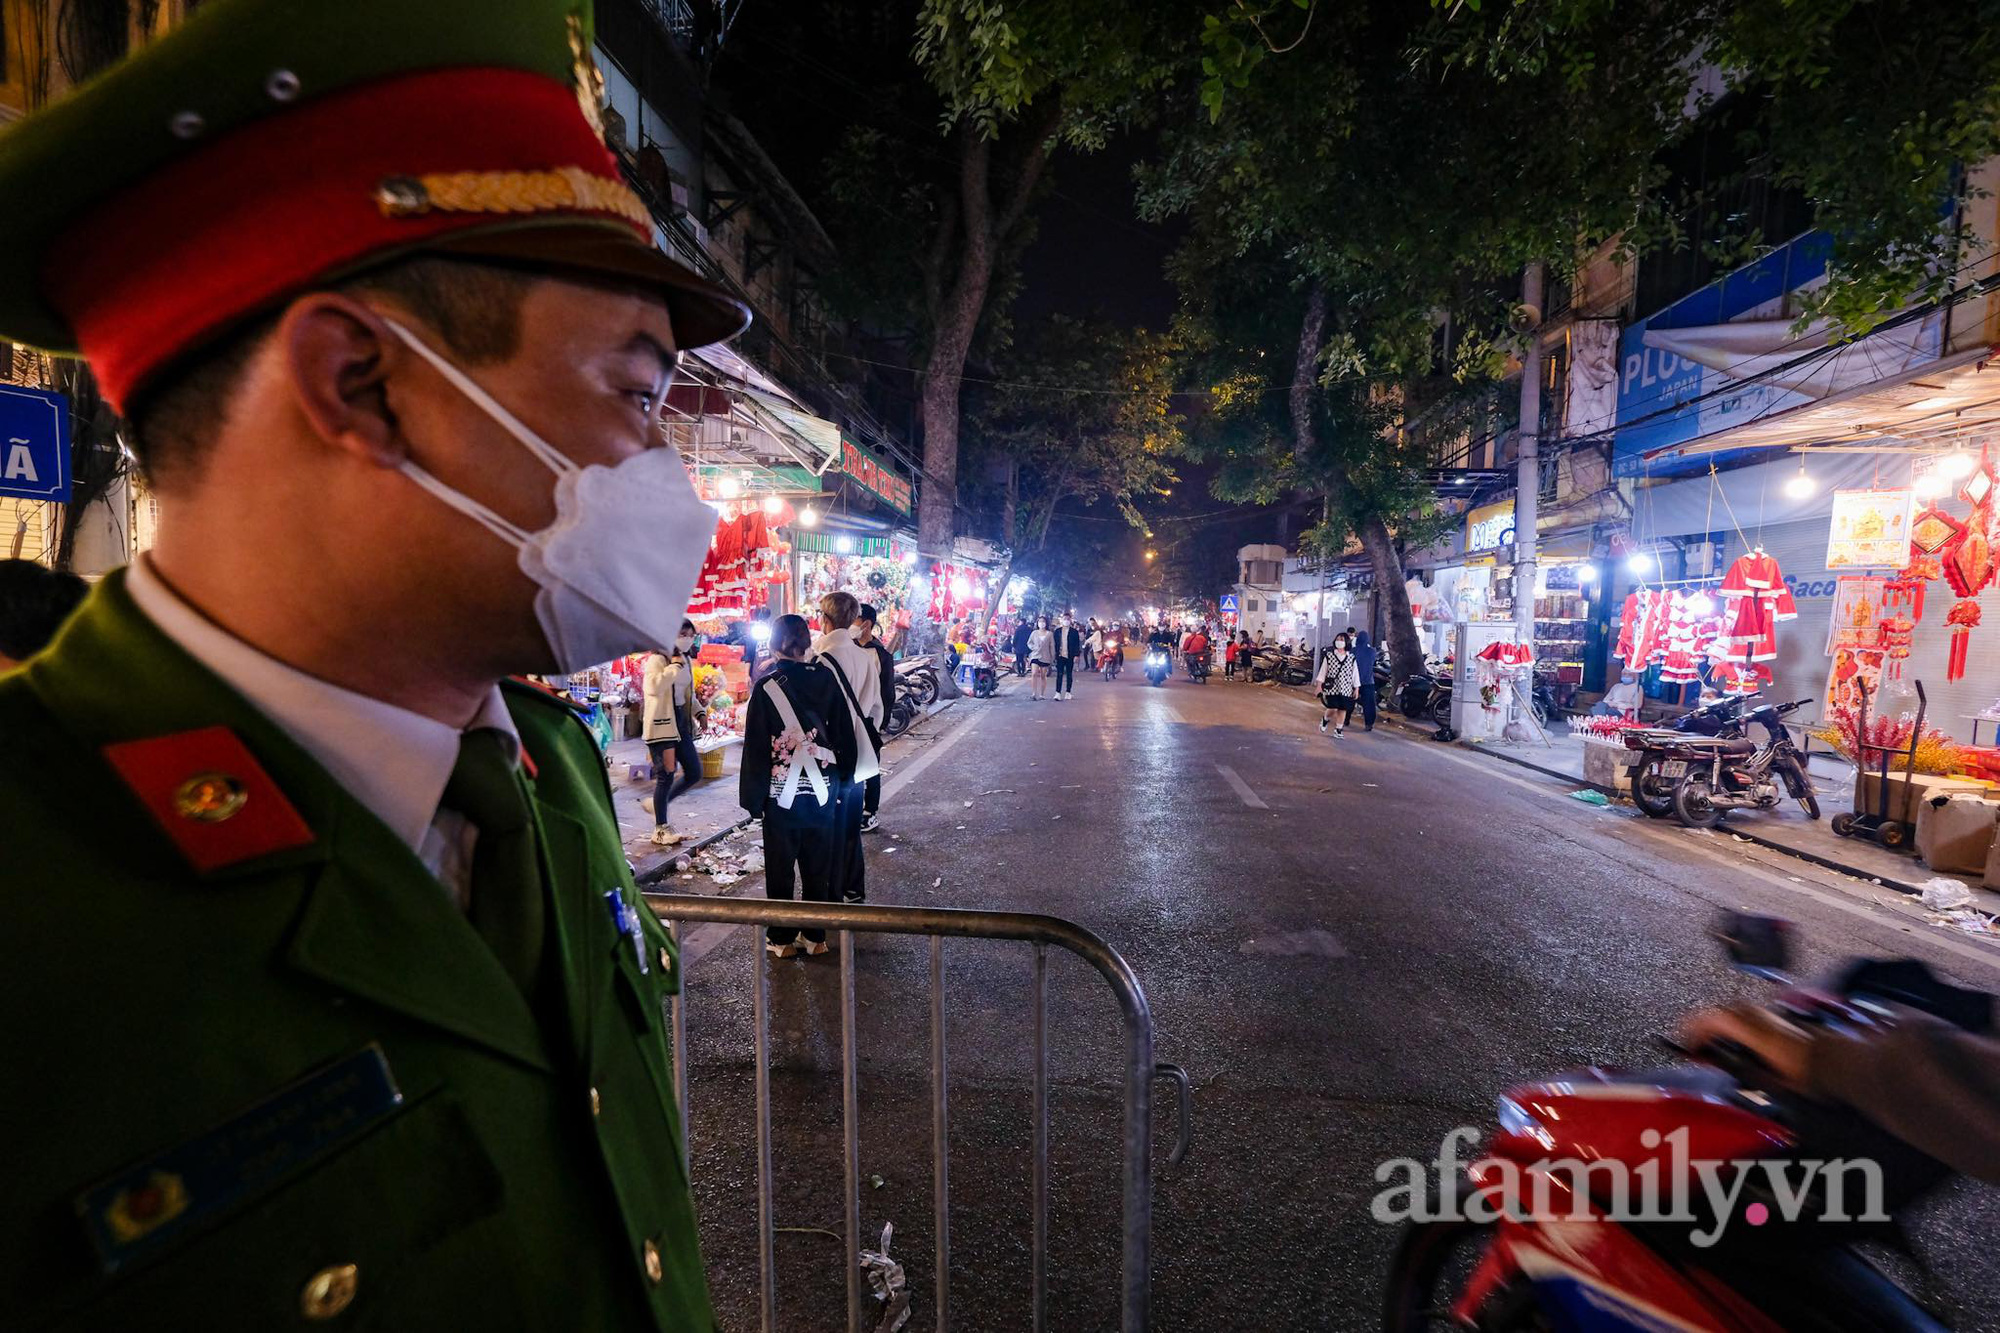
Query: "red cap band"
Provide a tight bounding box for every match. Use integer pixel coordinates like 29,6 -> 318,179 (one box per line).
44,67 -> 637,409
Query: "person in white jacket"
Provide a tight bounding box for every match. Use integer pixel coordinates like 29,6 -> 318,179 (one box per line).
811,591 -> 881,903
1313,633 -> 1362,737
641,622 -> 704,845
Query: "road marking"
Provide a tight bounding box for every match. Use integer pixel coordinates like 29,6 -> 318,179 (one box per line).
882,704 -> 983,802
1216,764 -> 1268,809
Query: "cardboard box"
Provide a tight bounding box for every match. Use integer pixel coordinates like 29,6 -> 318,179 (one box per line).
1852,770 -> 1990,825
1916,795 -> 2000,875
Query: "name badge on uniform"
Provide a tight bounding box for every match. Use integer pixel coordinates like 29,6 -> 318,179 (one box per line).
75,1045 -> 403,1274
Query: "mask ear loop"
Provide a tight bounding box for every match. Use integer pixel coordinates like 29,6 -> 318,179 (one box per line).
384,317 -> 579,478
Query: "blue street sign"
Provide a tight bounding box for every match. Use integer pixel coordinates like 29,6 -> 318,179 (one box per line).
0,384 -> 70,502
1219,594 -> 1239,613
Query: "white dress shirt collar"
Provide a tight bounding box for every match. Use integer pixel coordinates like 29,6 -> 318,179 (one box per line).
124,556 -> 518,857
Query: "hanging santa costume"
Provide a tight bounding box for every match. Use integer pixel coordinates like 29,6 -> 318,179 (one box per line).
1716,550 -> 1796,663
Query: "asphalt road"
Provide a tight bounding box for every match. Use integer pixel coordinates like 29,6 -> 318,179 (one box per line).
659,668 -> 2000,1332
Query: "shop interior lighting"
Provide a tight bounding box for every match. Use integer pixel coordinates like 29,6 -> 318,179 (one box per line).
750,621 -> 772,643
1784,455 -> 1816,499
717,473 -> 742,499
902,552 -> 918,566
1626,551 -> 1655,575
798,505 -> 820,527
1914,472 -> 1950,499
1938,449 -> 1977,479
1576,563 -> 1599,581
835,535 -> 855,554
761,494 -> 783,516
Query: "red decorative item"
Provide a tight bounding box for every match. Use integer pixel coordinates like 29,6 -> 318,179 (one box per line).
1946,599 -> 1982,681
1908,504 -> 1963,558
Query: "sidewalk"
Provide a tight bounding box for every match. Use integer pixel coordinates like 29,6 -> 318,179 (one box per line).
1374,705 -> 2000,907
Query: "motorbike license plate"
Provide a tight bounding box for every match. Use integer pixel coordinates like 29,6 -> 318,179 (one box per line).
1660,760 -> 1688,778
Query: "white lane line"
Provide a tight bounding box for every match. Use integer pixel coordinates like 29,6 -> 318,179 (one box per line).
1216,764 -> 1268,809
882,705 -> 984,802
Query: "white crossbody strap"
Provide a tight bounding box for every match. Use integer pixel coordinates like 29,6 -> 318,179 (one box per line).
815,651 -> 881,782
762,678 -> 831,809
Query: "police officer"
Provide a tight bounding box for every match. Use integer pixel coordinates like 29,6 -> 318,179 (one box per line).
0,1 -> 746,1326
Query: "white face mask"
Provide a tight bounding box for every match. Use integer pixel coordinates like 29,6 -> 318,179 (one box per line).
675,635 -> 695,652
386,320 -> 712,673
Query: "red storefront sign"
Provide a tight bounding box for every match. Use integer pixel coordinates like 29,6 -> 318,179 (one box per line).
840,437 -> 912,514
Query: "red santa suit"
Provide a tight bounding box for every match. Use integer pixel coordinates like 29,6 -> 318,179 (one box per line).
1716,551 -> 1796,663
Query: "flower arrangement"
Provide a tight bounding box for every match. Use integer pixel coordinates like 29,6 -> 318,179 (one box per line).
1811,704 -> 1970,776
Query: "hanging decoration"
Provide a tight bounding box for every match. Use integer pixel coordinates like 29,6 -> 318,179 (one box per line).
1947,601 -> 1982,682
1825,487 -> 1915,568
1936,446 -> 1997,683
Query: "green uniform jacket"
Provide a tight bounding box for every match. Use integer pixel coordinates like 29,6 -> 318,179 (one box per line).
0,572 -> 713,1331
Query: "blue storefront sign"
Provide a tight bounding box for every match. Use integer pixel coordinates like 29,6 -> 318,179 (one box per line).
0,384 -> 71,502
1612,231 -> 1836,479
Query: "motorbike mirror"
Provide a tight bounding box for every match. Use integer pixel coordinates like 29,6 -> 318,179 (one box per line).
1713,912 -> 1792,976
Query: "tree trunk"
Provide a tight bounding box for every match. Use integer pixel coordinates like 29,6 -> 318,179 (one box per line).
1357,510 -> 1422,694
915,107 -> 1062,560
1289,283 -> 1329,467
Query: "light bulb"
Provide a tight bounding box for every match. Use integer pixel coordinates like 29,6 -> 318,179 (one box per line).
950,577 -> 970,598
798,505 -> 819,527
835,535 -> 855,554
717,474 -> 742,499
1785,468 -> 1816,499
901,552 -> 918,566
761,494 -> 783,515
1914,473 -> 1948,499
1938,451 -> 1976,479
1576,563 -> 1599,581
1626,552 -> 1654,575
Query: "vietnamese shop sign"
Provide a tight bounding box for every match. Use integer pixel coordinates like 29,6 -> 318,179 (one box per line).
0,384 -> 71,502
1612,232 -> 1835,479
839,437 -> 912,514
1465,498 -> 1515,554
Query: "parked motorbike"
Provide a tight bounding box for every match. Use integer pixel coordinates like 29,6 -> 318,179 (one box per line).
1663,697 -> 1818,828
1397,658 -> 1455,727
1143,648 -> 1171,687
1620,693 -> 1758,819
1385,912 -> 1989,1333
894,656 -> 940,707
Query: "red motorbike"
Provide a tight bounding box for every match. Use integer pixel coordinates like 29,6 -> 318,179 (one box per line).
1384,914 -> 1990,1332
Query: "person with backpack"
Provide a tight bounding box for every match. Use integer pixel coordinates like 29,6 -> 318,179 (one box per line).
740,615 -> 858,957
811,592 -> 882,903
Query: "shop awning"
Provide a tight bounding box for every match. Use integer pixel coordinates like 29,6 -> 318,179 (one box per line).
1641,343 -> 1998,462
662,346 -> 845,495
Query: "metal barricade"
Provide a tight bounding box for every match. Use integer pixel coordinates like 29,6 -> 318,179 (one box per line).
645,894 -> 1193,1333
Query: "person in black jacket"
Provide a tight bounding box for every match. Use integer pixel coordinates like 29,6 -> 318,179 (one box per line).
1011,616 -> 1032,676
739,614 -> 859,958
855,603 -> 897,833
1052,614 -> 1083,699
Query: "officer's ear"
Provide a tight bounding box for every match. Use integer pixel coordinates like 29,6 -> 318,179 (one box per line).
276,292 -> 403,469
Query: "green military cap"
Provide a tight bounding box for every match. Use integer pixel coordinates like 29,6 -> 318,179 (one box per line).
0,0 -> 749,409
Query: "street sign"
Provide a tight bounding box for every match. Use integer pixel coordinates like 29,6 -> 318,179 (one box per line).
0,384 -> 70,503
1219,594 -> 1239,613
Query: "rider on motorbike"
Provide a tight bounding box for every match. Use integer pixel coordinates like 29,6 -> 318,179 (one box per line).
1182,626 -> 1209,679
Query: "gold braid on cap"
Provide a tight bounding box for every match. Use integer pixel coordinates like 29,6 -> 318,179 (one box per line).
375,166 -> 649,229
